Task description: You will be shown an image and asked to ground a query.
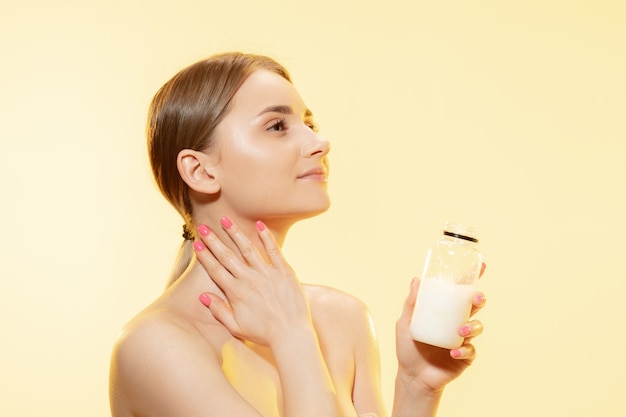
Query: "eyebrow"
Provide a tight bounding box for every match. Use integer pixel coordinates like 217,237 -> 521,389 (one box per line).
257,105 -> 313,118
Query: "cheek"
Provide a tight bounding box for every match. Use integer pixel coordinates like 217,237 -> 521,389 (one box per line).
219,148 -> 294,194
222,130 -> 275,166
217,129 -> 300,183
226,141 -> 296,174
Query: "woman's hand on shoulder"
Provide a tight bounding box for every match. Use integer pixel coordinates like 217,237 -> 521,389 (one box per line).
193,218 -> 313,347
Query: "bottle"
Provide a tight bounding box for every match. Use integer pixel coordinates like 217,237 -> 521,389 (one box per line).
409,222 -> 483,349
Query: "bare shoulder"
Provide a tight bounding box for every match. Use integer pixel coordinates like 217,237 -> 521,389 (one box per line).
304,284 -> 370,314
111,308 -> 204,371
109,307 -> 223,416
112,307 -> 217,367
303,284 -> 376,340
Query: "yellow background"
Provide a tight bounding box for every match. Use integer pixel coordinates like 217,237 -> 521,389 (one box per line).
1,0 -> 624,416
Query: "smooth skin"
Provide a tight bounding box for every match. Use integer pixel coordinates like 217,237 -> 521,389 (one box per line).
109,69 -> 486,417
192,218 -> 486,417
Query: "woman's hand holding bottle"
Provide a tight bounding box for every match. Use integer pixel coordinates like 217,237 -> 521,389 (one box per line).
395,266 -> 487,394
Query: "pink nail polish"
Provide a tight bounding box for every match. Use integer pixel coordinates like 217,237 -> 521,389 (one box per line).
193,241 -> 205,252
460,325 -> 471,337
474,293 -> 485,305
199,293 -> 211,307
198,225 -> 210,236
255,220 -> 265,231
451,349 -> 462,358
220,216 -> 233,229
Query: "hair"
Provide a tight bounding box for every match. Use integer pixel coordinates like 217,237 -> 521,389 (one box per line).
147,52 -> 291,285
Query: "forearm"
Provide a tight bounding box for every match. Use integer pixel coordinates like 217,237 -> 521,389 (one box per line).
391,372 -> 443,417
271,325 -> 346,417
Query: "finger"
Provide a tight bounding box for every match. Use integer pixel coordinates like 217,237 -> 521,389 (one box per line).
470,292 -> 486,317
479,262 -> 486,278
193,239 -> 238,296
450,343 -> 476,361
197,224 -> 247,278
399,278 -> 419,323
198,292 -> 242,338
459,319 -> 483,339
255,220 -> 292,271
220,216 -> 265,268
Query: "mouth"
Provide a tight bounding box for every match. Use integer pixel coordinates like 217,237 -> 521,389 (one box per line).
297,167 -> 328,182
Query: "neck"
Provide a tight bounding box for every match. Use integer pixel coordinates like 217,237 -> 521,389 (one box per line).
161,214 -> 301,324
193,214 -> 292,258
178,214 -> 293,287
164,217 -> 292,318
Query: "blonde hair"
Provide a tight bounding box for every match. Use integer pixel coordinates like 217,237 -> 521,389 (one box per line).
147,52 -> 291,285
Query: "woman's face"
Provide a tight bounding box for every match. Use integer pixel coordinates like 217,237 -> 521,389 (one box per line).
211,69 -> 331,222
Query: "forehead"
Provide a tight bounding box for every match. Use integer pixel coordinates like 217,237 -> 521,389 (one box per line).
229,69 -> 308,116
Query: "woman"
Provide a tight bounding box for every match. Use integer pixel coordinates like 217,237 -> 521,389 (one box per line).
109,52 -> 487,417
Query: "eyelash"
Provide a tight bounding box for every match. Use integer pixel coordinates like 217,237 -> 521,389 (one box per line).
266,118 -> 319,133
307,121 -> 320,133
267,118 -> 287,132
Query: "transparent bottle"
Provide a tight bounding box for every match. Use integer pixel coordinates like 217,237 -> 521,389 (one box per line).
409,222 -> 483,349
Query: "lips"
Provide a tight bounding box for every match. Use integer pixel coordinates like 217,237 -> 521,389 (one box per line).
297,166 -> 328,181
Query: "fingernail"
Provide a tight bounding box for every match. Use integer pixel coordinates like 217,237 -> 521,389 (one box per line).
199,293 -> 211,307
451,349 -> 462,359
474,293 -> 485,305
198,224 -> 210,236
460,325 -> 471,337
220,216 -> 233,229
193,241 -> 205,252
255,220 -> 265,231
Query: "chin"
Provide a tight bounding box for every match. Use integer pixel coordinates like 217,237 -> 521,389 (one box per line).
282,199 -> 332,223
308,195 -> 331,216
302,204 -> 330,219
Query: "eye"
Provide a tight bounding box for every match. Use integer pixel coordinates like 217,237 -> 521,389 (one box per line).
266,118 -> 287,131
305,120 -> 319,133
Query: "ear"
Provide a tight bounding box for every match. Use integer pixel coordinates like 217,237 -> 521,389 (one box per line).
177,149 -> 221,194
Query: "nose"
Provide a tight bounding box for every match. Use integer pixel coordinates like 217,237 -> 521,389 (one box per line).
301,131 -> 330,158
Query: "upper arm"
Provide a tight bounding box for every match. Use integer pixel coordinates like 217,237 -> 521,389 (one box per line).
110,320 -> 262,417
349,300 -> 388,417
306,286 -> 387,417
